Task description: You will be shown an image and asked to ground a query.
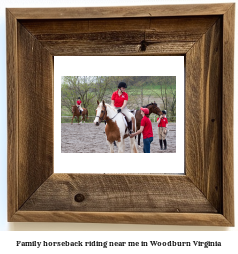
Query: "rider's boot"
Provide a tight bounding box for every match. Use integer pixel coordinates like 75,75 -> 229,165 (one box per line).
77,106 -> 81,115
159,139 -> 163,150
127,121 -> 133,134
163,139 -> 167,150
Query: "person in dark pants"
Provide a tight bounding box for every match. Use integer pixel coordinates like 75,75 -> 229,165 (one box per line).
130,107 -> 153,153
157,110 -> 168,150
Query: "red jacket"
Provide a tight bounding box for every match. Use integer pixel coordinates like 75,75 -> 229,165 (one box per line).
141,116 -> 153,139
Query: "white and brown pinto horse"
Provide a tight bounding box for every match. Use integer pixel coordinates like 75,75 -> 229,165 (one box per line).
94,100 -> 138,153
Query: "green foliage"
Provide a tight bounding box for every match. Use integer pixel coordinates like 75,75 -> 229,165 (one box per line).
61,76 -> 177,120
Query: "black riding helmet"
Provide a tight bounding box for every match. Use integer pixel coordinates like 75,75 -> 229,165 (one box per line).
77,97 -> 80,99
118,82 -> 127,88
162,110 -> 167,114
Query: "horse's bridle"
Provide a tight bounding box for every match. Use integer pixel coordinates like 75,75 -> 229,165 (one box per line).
152,103 -> 162,115
96,104 -> 119,122
95,105 -> 107,121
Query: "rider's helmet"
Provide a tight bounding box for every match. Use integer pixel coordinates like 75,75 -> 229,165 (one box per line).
118,82 -> 127,89
162,110 -> 167,115
77,97 -> 81,99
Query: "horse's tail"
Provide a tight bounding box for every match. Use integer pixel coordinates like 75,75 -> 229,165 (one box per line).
86,109 -> 89,119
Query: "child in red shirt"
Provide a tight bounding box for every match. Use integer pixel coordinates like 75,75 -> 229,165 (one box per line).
157,110 -> 168,150
130,107 -> 153,153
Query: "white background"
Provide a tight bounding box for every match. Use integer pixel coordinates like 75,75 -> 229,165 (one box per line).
55,56 -> 184,173
0,0 -> 237,252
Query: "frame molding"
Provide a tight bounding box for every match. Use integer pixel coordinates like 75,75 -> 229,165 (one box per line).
7,3 -> 234,225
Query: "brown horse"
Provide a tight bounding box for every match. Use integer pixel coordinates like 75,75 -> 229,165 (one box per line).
135,102 -> 163,146
71,105 -> 88,124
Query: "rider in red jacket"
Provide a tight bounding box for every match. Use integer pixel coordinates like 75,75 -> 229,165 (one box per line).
111,82 -> 133,134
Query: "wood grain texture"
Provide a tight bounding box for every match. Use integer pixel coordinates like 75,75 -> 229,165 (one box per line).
20,16 -> 218,34
17,23 -> 54,208
222,4 -> 235,226
8,3 -> 233,19
20,174 -> 217,213
19,17 -> 218,56
186,18 -> 222,212
6,9 -> 18,221
11,211 -> 232,226
36,41 -> 193,56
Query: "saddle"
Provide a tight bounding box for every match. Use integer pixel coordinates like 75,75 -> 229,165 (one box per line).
121,111 -> 135,133
78,107 -> 83,115
121,110 -> 136,123
121,112 -> 128,123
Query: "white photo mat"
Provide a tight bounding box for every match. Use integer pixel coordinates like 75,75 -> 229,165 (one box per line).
54,56 -> 184,173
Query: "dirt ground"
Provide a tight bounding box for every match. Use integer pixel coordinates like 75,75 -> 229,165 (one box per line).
61,122 -> 176,153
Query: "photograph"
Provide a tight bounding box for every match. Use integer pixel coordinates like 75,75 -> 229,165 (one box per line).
61,76 -> 176,154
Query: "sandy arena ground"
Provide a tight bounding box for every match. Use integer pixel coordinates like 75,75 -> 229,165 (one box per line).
61,122 -> 176,153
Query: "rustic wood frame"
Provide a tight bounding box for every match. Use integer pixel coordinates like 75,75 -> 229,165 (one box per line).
7,4 -> 234,226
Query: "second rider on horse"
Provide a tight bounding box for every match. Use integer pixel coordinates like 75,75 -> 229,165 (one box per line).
76,97 -> 83,115
111,82 -> 133,134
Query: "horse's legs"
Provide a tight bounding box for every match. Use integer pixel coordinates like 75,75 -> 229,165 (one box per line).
130,137 -> 138,153
117,142 -> 123,153
80,114 -> 86,123
122,138 -> 126,152
106,136 -> 114,153
71,114 -> 76,124
108,141 -> 114,153
117,138 -> 125,153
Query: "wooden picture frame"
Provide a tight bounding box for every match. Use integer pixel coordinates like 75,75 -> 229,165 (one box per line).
7,3 -> 234,226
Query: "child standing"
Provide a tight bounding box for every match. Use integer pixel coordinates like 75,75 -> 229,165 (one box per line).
157,110 -> 168,150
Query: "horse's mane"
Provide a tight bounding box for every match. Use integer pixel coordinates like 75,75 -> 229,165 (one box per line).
142,102 -> 157,108
99,102 -> 117,112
